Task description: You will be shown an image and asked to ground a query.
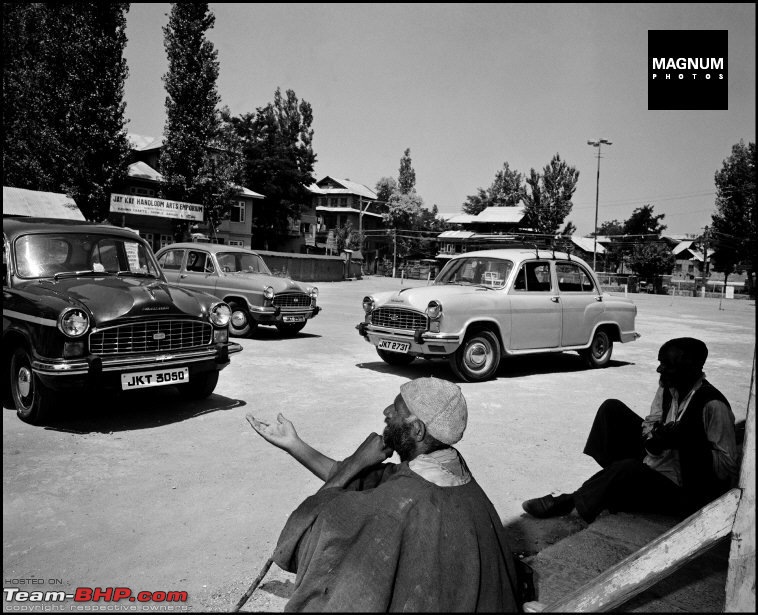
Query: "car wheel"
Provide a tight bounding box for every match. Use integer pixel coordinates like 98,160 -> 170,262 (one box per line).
376,348 -> 416,366
275,322 -> 307,337
10,347 -> 53,425
580,329 -> 613,368
177,371 -> 219,400
229,302 -> 256,337
449,330 -> 501,382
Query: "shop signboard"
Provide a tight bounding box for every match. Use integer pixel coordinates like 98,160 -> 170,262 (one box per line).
110,193 -> 204,222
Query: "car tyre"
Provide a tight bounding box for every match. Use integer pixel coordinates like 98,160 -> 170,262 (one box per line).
229,302 -> 256,337
376,348 -> 416,366
275,322 -> 307,337
10,346 -> 53,425
449,329 -> 501,382
177,371 -> 219,400
580,329 -> 613,368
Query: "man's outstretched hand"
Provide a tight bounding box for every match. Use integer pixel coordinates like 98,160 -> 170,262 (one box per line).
247,413 -> 299,452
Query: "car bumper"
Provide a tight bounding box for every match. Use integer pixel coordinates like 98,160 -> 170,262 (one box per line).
620,330 -> 641,343
248,305 -> 321,324
32,342 -> 243,390
356,322 -> 461,356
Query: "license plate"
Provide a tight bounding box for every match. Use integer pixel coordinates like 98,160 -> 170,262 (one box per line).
283,315 -> 305,323
378,339 -> 410,353
121,367 -> 189,390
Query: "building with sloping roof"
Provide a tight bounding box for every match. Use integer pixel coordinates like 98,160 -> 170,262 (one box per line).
107,134 -> 264,250
3,186 -> 85,221
304,176 -> 390,270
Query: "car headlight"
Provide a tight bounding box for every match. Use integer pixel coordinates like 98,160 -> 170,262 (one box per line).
362,296 -> 375,314
263,286 -> 275,301
308,287 -> 319,299
426,300 -> 443,320
210,302 -> 231,327
58,308 -> 90,337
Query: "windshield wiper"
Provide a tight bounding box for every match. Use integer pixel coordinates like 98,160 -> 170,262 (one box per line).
53,270 -> 111,280
116,270 -> 157,278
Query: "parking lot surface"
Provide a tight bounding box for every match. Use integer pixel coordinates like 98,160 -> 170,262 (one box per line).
3,277 -> 755,611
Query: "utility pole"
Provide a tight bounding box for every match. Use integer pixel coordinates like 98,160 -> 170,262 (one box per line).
392,228 -> 397,278
700,226 -> 710,297
587,138 -> 613,271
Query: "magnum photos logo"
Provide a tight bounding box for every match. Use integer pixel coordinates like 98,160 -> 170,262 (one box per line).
648,30 -> 728,110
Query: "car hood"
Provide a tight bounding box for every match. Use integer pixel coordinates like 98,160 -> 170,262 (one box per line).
32,276 -> 211,324
224,272 -> 308,293
374,284 -> 498,310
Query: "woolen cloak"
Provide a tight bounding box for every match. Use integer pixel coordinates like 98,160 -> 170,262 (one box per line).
273,460 -> 521,612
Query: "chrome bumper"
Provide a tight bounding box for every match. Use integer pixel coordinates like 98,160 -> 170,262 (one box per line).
32,343 -> 243,377
357,323 -> 462,355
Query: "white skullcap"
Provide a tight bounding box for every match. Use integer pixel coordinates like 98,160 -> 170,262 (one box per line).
399,377 -> 468,445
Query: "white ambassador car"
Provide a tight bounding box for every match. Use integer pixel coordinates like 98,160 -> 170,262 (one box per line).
357,248 -> 639,382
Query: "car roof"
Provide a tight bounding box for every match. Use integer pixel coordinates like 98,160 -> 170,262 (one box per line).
3,216 -> 143,241
452,248 -> 589,264
156,242 -> 260,256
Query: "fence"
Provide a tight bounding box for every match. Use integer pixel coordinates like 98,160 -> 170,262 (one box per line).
255,250 -> 361,282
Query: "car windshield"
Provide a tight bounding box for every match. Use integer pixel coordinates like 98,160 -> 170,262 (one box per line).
216,251 -> 272,275
435,257 -> 514,289
14,233 -> 161,280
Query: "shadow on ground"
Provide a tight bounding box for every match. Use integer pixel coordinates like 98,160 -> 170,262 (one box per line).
15,389 -> 247,434
357,352 -> 633,381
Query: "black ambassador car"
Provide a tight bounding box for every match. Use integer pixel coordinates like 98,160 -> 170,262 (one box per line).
2,217 -> 242,425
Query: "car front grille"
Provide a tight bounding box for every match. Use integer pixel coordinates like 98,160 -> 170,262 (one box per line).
371,307 -> 428,331
89,320 -> 212,355
274,292 -> 311,310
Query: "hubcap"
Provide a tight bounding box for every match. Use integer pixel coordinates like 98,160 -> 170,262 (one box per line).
17,366 -> 32,398
594,337 -> 607,357
231,310 -> 247,328
464,341 -> 490,370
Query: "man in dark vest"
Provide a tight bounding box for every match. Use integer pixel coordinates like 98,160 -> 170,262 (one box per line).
522,337 -> 739,523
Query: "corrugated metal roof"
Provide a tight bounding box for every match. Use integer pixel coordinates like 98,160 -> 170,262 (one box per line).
3,186 -> 85,220
672,241 -> 694,255
236,185 -> 265,199
474,206 -> 525,223
437,230 -> 476,239
309,176 -> 378,200
127,133 -> 164,151
128,161 -> 163,182
571,236 -> 606,254
446,214 -> 478,224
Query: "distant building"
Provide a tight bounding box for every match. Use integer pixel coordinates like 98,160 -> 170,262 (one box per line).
108,134 -> 264,251
304,176 -> 390,271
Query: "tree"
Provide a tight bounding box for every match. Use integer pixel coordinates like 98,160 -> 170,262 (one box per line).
398,148 -> 416,194
224,88 -> 316,249
334,221 -> 362,253
3,3 -> 132,221
710,140 -> 756,294
561,221 -> 577,236
374,177 -> 397,204
462,162 -> 524,215
595,219 -> 624,236
160,3 -> 238,239
522,154 -> 580,234
623,204 -> 666,236
628,242 -> 675,293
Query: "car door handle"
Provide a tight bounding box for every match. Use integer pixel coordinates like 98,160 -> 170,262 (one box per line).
550,296 -> 560,303
595,296 -> 603,301
180,274 -> 187,279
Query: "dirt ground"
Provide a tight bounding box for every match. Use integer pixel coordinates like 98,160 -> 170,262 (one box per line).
3,277 -> 755,612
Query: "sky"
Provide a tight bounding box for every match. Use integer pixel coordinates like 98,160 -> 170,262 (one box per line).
122,3 -> 756,237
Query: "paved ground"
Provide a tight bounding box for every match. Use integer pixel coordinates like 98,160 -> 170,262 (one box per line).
3,276 -> 755,612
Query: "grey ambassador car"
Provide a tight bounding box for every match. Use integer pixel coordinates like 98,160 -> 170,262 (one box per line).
155,243 -> 320,337
357,248 -> 639,382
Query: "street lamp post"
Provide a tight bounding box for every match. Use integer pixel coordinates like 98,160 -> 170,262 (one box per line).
587,138 -> 612,271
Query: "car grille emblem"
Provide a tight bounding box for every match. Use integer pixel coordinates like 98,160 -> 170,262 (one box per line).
390,314 -> 399,321
153,332 -> 166,340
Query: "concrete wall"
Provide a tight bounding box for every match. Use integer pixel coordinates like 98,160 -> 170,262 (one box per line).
255,250 -> 362,282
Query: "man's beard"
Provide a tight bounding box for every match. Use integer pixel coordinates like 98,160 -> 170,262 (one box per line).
383,422 -> 415,461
